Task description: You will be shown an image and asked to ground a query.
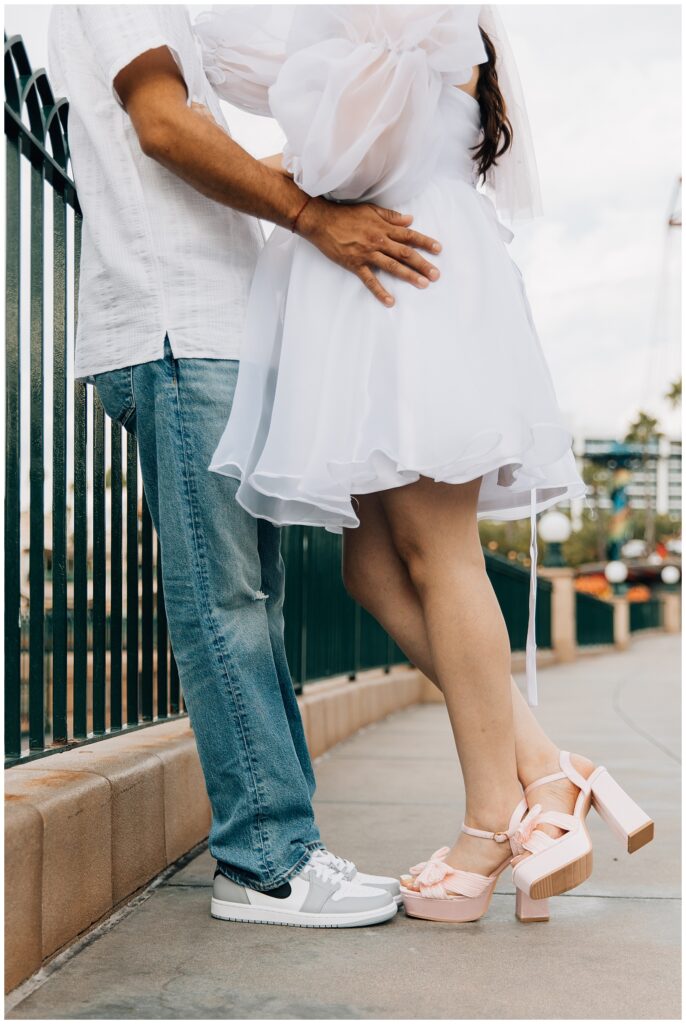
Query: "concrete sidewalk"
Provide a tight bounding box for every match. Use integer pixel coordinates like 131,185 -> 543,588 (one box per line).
7,634 -> 680,1020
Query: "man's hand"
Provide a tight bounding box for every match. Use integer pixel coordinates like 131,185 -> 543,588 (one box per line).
298,200 -> 441,306
114,46 -> 442,306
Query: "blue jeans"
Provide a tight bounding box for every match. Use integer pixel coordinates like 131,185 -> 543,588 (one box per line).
94,340 -> 321,890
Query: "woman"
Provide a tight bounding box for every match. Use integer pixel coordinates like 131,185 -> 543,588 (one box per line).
196,4 -> 653,923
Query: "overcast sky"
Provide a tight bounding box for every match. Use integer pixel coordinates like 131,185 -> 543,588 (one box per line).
5,3 -> 682,441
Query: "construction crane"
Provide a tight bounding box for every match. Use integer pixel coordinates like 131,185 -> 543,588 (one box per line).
668,176 -> 681,227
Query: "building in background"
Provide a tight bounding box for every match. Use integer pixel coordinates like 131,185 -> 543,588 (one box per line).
582,437 -> 682,518
664,439 -> 682,519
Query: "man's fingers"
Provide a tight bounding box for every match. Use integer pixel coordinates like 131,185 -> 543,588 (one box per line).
371,253 -> 430,289
372,205 -> 413,227
389,226 -> 442,254
357,266 -> 395,307
379,242 -> 440,283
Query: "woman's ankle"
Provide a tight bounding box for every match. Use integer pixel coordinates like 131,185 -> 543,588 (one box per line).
517,747 -> 561,790
464,787 -> 524,830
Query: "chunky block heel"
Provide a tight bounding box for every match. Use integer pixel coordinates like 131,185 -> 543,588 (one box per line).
512,750 -> 654,902
512,751 -> 595,899
590,769 -> 654,853
515,887 -> 549,923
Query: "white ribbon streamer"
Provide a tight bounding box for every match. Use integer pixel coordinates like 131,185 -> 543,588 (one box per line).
525,488 -> 538,706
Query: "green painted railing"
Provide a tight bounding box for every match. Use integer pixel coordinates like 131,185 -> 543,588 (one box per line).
576,591 -> 615,646
485,550 -> 552,651
629,599 -> 663,633
283,527 -> 406,683
4,34 -> 551,767
4,35 -> 184,765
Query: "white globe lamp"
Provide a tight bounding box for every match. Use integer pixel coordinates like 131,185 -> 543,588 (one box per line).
661,564 -> 681,588
605,559 -> 629,595
538,510 -> 572,567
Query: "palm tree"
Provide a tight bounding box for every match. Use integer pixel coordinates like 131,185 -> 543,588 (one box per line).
625,411 -> 663,551
665,377 -> 682,408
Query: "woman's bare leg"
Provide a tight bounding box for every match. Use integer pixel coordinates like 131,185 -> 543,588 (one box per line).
361,476 -> 522,874
343,492 -> 434,675
345,491 -> 560,775
345,494 -> 549,758
344,490 -> 590,847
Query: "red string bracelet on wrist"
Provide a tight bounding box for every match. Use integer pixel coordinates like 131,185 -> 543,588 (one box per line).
291,195 -> 312,234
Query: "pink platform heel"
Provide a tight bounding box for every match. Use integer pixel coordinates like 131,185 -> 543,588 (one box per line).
400,799 -> 550,924
512,751 -> 654,900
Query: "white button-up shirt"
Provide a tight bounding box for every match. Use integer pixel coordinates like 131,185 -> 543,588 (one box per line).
48,5 -> 264,380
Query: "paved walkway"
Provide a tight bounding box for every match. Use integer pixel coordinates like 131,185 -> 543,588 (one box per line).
7,634 -> 680,1019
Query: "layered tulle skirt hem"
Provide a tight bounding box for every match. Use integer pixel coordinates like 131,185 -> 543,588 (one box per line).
210,421 -> 586,533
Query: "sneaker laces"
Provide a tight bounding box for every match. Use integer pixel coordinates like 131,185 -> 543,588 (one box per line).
315,848 -> 355,877
307,849 -> 349,886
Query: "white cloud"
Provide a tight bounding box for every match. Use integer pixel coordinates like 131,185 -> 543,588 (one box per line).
504,4 -> 681,438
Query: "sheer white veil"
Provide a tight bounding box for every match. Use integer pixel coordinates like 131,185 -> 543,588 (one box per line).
478,5 -> 543,221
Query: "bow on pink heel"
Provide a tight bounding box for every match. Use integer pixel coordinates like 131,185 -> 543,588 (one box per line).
400,800 -> 550,924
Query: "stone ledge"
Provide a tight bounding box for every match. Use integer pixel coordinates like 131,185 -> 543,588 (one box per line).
4,666 -> 422,993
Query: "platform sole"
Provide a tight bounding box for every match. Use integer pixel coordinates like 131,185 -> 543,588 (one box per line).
401,888 -> 495,923
529,850 -> 593,900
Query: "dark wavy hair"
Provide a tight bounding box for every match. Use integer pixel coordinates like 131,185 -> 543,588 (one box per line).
472,28 -> 513,181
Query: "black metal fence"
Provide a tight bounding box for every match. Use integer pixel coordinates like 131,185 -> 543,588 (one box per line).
576,591 -> 615,646
629,597 -> 663,632
5,35 -> 188,765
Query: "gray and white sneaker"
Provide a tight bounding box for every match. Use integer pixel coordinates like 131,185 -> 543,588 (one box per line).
317,849 -> 403,905
211,850 -> 397,928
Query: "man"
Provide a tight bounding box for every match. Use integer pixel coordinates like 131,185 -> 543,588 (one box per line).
48,5 -> 441,928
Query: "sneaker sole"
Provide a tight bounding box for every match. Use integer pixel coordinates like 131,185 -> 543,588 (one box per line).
210,897 -> 398,929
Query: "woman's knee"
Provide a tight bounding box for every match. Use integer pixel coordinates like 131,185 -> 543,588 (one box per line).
389,530 -> 429,590
394,527 -> 485,594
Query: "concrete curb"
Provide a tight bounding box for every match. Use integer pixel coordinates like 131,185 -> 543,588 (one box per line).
4,666 -> 422,993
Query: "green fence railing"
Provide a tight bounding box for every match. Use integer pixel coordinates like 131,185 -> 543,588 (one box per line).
485,550 -> 552,651
4,34 -> 551,768
4,34 -> 188,766
629,598 -> 663,633
576,591 -> 615,647
282,527 -> 405,685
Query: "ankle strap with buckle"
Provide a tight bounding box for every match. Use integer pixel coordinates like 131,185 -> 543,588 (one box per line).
461,798 -> 543,857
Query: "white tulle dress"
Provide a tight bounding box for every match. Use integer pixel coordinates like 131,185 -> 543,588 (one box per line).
197,5 -> 586,704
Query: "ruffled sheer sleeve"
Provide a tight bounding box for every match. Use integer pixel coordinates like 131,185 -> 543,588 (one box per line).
270,5 -> 487,204
194,5 -> 293,115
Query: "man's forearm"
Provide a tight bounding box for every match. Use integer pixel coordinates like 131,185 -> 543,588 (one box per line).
117,46 -> 441,305
143,104 -> 311,230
